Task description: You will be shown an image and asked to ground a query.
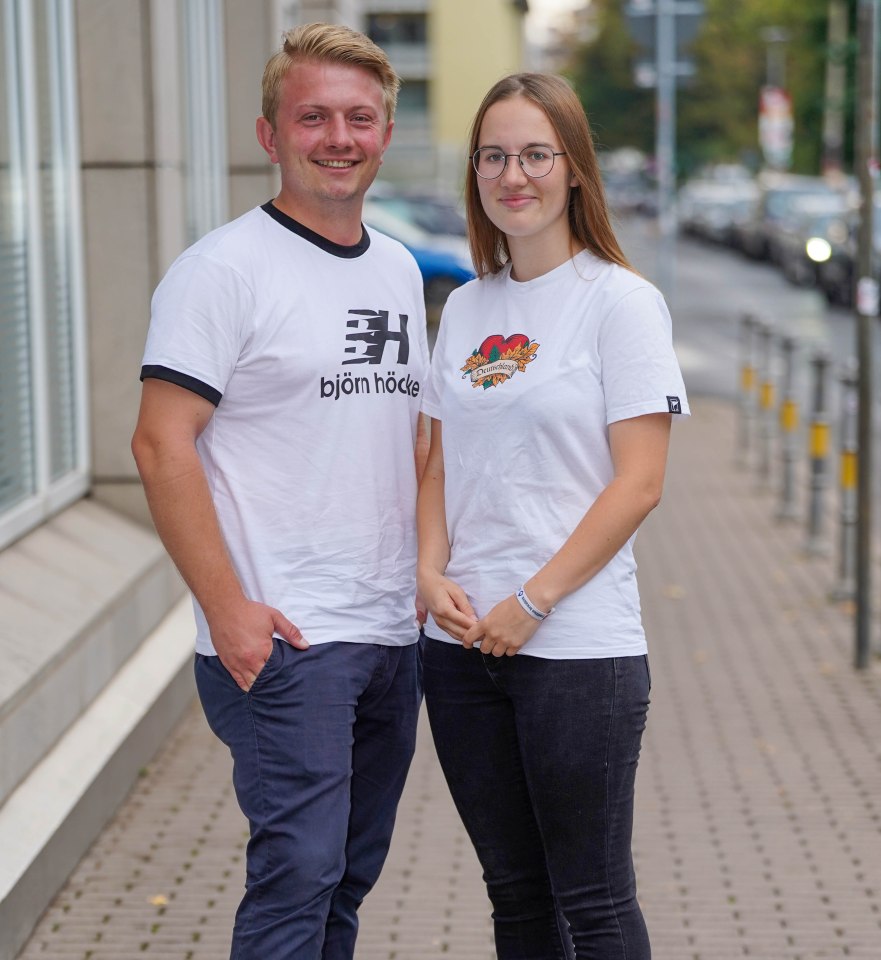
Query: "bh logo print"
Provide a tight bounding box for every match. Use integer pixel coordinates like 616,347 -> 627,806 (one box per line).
343,309 -> 409,365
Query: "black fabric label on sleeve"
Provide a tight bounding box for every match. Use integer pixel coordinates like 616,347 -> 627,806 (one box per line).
667,396 -> 682,414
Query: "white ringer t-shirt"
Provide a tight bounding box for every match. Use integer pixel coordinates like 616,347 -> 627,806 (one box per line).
142,203 -> 429,655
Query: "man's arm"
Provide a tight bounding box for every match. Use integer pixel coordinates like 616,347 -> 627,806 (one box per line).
416,419 -> 477,640
131,378 -> 307,691
413,413 -> 431,625
415,412 -> 430,482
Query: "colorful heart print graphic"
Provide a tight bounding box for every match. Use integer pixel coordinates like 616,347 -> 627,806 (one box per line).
478,333 -> 529,360
461,332 -> 541,389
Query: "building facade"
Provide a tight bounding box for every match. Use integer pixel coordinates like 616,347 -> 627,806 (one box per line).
281,0 -> 528,192
0,1 -> 526,956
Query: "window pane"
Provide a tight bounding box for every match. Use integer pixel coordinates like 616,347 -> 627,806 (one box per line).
397,79 -> 428,114
35,0 -> 77,481
1,0 -> 85,547
0,0 -> 36,513
367,13 -> 427,46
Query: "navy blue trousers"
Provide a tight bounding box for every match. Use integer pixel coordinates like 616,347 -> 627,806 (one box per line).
195,638 -> 420,960
423,637 -> 651,960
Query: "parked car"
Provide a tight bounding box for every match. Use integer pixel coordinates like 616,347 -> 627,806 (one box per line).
733,173 -> 846,262
776,195 -> 852,287
366,186 -> 467,237
679,179 -> 759,246
362,198 -> 474,307
599,148 -> 656,216
816,196 -> 881,307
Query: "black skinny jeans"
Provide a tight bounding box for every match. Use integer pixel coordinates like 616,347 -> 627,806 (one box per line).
423,637 -> 651,960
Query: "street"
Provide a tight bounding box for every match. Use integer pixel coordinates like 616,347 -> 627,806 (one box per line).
617,215 -> 881,411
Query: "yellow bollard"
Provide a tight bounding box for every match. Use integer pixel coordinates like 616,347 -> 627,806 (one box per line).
777,336 -> 800,521
737,314 -> 758,468
755,322 -> 776,489
831,363 -> 859,600
805,351 -> 832,555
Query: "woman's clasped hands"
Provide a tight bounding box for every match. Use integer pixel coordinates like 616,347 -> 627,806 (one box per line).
419,569 -> 542,657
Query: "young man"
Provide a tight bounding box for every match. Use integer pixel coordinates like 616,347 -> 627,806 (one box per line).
131,23 -> 428,960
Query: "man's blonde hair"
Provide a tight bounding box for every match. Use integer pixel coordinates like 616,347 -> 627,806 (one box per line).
261,22 -> 400,128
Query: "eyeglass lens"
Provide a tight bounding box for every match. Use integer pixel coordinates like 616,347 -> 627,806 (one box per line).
473,147 -> 560,179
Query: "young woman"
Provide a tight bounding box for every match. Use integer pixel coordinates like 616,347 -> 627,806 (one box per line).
417,73 -> 689,959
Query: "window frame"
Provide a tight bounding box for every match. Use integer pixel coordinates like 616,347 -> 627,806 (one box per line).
182,0 -> 229,245
0,0 -> 89,551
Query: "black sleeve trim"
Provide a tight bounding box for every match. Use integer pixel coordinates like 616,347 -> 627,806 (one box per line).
140,365 -> 222,406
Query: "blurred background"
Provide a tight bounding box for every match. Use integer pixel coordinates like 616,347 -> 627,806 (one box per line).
1,1 -> 879,957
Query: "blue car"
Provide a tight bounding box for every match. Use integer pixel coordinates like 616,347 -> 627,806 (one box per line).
362,199 -> 475,307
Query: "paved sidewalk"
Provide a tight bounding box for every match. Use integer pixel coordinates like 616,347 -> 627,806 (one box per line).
17,399 -> 881,959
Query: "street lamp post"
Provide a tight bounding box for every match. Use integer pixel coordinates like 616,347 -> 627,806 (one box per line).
759,27 -> 792,172
822,0 -> 849,175
655,0 -> 676,299
625,1 -> 703,302
760,26 -> 789,89
854,0 -> 880,669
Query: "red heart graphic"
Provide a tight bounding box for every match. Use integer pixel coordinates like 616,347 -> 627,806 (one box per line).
479,333 -> 529,359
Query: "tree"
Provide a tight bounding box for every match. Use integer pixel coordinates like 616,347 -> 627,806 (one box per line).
680,0 -> 850,174
565,0 -> 859,177
566,0 -> 655,154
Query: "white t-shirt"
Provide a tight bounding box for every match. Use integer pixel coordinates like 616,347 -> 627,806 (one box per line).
142,203 -> 429,655
422,250 -> 689,659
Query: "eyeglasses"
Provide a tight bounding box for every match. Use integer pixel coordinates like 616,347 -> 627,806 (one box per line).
471,146 -> 567,180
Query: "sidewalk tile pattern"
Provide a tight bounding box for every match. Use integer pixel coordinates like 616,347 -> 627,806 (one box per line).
16,400 -> 881,959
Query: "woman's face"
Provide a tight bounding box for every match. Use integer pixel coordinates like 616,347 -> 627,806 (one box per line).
474,95 -> 574,249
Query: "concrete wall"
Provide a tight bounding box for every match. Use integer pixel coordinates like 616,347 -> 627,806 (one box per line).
226,0 -> 280,214
77,0 -> 160,524
81,0 -> 277,525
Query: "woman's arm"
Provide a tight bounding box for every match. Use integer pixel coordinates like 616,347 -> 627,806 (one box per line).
416,419 -> 478,641
463,412 -> 673,657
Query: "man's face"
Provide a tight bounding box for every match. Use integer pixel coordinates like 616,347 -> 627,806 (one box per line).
258,59 -> 393,218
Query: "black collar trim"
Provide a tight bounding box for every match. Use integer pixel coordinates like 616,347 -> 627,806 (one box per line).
261,201 -> 370,259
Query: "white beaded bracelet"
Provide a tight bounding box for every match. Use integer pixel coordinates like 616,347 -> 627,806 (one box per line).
515,586 -> 554,621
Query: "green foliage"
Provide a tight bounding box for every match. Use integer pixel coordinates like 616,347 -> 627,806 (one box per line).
565,0 -> 859,177
565,0 -> 655,153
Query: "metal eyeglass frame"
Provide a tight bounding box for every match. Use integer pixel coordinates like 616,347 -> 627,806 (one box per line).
471,147 -> 567,180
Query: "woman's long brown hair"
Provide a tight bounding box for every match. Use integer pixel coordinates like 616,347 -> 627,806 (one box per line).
465,73 -> 634,279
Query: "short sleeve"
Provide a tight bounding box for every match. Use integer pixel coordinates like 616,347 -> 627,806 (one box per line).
141,252 -> 256,403
597,285 -> 690,424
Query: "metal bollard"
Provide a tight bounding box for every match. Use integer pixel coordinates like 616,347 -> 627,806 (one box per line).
805,351 -> 832,555
755,322 -> 776,489
831,362 -> 859,600
776,335 -> 800,521
737,313 -> 758,468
